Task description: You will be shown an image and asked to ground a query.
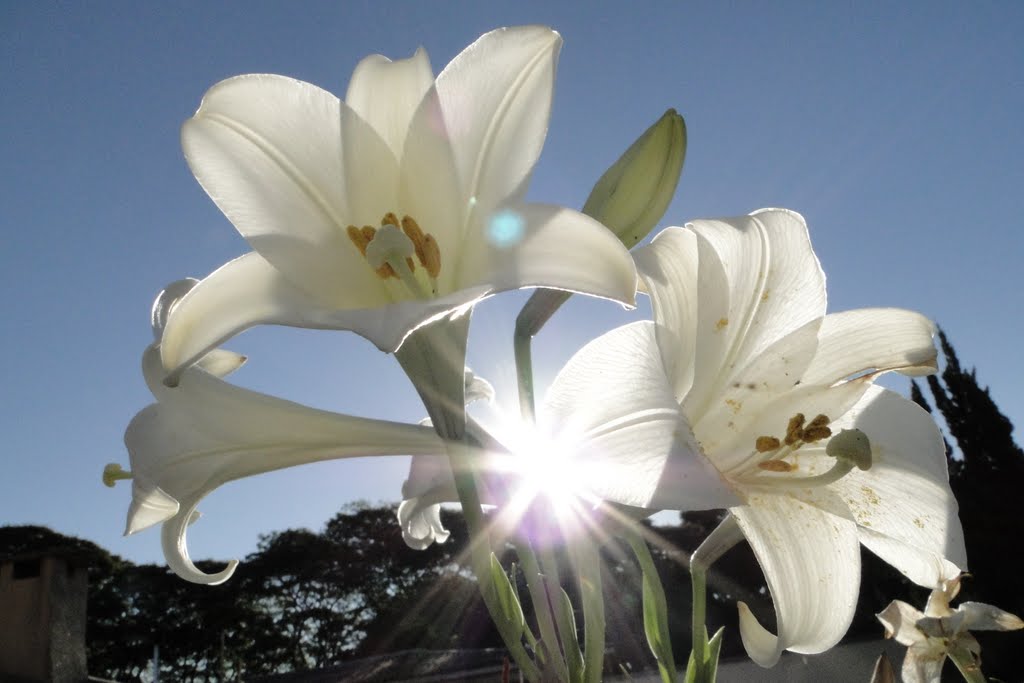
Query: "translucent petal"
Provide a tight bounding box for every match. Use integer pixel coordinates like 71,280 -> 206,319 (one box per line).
685,210 -> 826,420
124,346 -> 443,580
159,251 -> 487,379
733,494 -> 861,667
456,203 -> 637,307
829,387 -> 967,585
801,308 -> 937,385
435,26 -> 561,215
634,227 -> 700,401
182,74 -> 369,298
540,322 -> 738,510
345,47 -> 434,158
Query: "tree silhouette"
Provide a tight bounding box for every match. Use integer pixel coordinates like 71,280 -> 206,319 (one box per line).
912,328 -> 1024,680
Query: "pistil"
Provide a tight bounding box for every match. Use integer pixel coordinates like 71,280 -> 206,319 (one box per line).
102,463 -> 133,487
346,213 -> 442,296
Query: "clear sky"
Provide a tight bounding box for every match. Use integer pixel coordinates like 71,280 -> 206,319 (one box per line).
2,2 -> 1021,567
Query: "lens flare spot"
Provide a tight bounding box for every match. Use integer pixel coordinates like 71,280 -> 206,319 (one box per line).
488,209 -> 525,248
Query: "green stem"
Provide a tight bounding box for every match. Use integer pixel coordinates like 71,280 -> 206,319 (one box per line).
517,533 -> 570,681
514,289 -> 572,420
687,515 -> 744,683
566,531 -> 605,683
397,316 -> 540,681
624,526 -> 676,683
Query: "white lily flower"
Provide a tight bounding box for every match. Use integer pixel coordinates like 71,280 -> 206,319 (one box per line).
111,283 -> 445,585
632,209 -> 967,666
399,322 -> 740,549
160,26 -> 637,382
878,574 -> 1024,682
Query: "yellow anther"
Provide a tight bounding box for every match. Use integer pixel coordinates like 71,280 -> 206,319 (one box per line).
381,212 -> 400,228
755,436 -> 781,453
784,413 -> 806,445
807,414 -> 830,429
758,459 -> 798,473
346,225 -> 369,255
422,234 -> 441,279
801,426 -> 833,443
401,215 -> 428,263
102,463 -> 133,488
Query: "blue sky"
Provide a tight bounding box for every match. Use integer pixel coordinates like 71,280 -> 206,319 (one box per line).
2,2 -> 1021,566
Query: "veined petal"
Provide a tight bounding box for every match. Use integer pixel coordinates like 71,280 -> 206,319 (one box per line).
457,203 -> 637,307
399,85 -> 464,294
801,309 -> 938,386
664,210 -> 822,421
126,346 -> 443,582
733,494 -> 861,667
693,318 -> 821,459
160,252 -> 488,379
182,74 -> 371,298
345,47 -> 434,159
540,322 -> 738,510
634,227 -> 700,401
435,26 -> 561,214
829,387 -> 966,585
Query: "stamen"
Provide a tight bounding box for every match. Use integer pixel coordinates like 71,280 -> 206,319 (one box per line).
755,436 -> 781,452
102,463 -> 133,488
784,413 -> 806,445
347,211 -> 441,290
401,215 -> 428,265
422,234 -> 441,279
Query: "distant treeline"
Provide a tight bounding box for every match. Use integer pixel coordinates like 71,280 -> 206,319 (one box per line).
2,330 -> 1021,681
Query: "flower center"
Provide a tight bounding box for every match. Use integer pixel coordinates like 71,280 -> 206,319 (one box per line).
734,413 -> 872,489
346,213 -> 441,297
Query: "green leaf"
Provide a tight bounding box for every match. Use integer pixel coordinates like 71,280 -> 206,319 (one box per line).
489,553 -> 525,640
548,579 -> 584,683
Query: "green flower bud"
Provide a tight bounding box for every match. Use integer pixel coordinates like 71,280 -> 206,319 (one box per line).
582,109 -> 686,249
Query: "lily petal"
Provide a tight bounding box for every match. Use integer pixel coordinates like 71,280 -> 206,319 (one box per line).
877,600 -> 928,647
345,47 -> 434,159
802,309 -> 938,386
830,387 -> 966,585
182,74 -> 379,300
541,322 -> 738,510
126,346 -> 443,582
733,494 -> 861,667
958,602 -> 1024,632
397,499 -> 451,550
691,210 -> 825,404
435,26 -> 561,214
458,203 -> 638,307
633,227 -> 700,400
160,251 -> 487,379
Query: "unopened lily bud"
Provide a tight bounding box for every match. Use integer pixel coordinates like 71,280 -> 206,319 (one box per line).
582,108 -> 686,249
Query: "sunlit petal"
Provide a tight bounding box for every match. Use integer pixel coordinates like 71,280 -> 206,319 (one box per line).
734,495 -> 861,667
346,47 -> 434,158
541,322 -> 737,510
458,203 -> 637,307
802,308 -> 938,385
435,26 -> 561,213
